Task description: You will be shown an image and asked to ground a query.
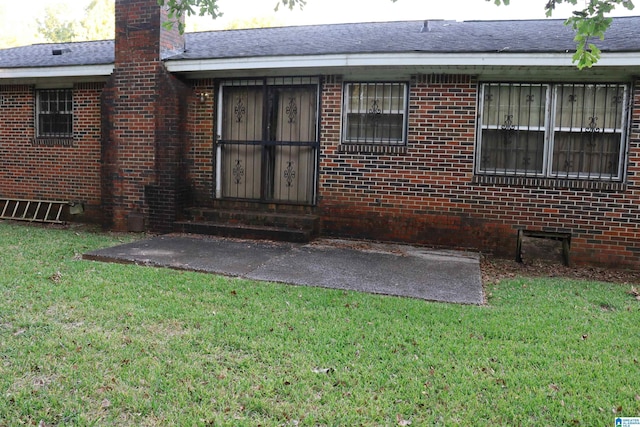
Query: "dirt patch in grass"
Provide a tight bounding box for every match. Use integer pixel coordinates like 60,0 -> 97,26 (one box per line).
314,236 -> 640,287
481,255 -> 640,286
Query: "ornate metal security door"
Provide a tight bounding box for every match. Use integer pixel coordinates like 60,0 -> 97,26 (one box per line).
217,79 -> 318,204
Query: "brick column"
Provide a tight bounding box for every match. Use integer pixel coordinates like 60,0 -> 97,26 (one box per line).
101,0 -> 189,232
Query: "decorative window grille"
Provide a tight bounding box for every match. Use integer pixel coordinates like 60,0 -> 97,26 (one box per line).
342,82 -> 408,145
36,89 -> 73,138
477,83 -> 628,181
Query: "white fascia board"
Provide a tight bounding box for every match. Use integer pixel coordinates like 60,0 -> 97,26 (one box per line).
0,64 -> 114,79
166,52 -> 640,73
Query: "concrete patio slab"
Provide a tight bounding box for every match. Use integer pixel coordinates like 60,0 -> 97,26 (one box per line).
83,234 -> 484,304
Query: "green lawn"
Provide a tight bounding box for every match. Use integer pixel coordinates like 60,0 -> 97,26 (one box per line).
0,222 -> 638,426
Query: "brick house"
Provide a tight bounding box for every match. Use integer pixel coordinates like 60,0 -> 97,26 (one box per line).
1,0 -> 639,269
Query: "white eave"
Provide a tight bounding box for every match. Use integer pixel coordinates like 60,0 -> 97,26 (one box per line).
0,63 -> 114,79
1,51 -> 638,81
165,51 -> 640,74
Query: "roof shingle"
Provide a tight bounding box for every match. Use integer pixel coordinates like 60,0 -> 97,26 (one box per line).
175,17 -> 640,60
0,40 -> 114,68
1,17 -> 639,69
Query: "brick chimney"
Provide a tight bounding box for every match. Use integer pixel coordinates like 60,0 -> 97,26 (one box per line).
102,0 -> 189,232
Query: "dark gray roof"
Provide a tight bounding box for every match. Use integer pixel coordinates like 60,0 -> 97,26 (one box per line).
1,17 -> 639,69
0,40 -> 114,68
177,17 -> 640,60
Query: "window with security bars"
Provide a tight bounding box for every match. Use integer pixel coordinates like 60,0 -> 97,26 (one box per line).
477,83 -> 628,181
342,82 -> 407,145
36,89 -> 73,137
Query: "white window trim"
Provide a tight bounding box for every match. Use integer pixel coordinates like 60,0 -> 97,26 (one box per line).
476,82 -> 629,182
547,84 -> 629,181
35,88 -> 74,139
341,81 -> 409,146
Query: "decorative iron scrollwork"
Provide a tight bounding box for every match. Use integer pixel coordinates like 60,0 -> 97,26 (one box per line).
232,159 -> 244,184
586,116 -> 599,133
286,98 -> 297,124
369,99 -> 381,115
234,97 -> 246,123
501,114 -> 515,145
283,161 -> 296,187
525,94 -> 535,103
485,93 -> 494,102
584,116 -> 600,147
612,94 -> 623,105
367,99 -> 382,123
568,94 -> 578,103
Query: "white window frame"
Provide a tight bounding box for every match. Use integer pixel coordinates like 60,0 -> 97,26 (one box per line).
476,82 -> 629,182
36,88 -> 73,138
341,82 -> 409,146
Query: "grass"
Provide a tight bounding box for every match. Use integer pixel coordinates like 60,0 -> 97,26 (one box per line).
0,221 -> 638,426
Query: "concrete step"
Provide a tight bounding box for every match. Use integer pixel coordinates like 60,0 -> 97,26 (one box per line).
208,199 -> 315,215
174,220 -> 315,243
177,204 -> 320,243
185,207 -> 319,231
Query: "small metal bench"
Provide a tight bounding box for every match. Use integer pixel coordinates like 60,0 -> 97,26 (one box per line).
516,229 -> 571,266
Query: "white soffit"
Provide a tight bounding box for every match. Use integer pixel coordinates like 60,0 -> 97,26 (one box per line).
0,64 -> 114,79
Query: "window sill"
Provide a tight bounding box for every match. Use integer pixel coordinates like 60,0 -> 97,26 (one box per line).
337,144 -> 407,154
472,174 -> 626,191
32,138 -> 74,147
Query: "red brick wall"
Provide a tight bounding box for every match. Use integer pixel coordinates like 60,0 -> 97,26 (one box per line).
187,79 -> 216,205
145,69 -> 191,232
317,74 -> 640,269
0,83 -> 103,218
319,75 -> 506,247
182,74 -> 639,269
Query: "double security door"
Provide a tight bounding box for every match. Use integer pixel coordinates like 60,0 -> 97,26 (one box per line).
217,79 -> 319,205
